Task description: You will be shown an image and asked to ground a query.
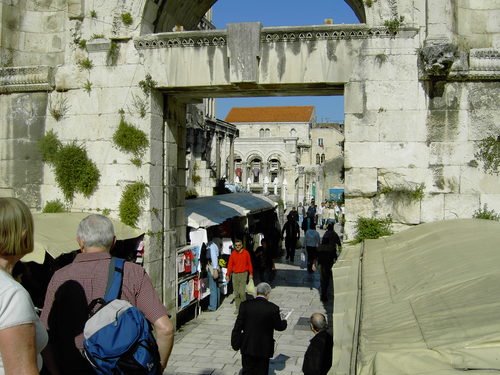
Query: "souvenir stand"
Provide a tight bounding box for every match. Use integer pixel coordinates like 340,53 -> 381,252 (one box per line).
178,193 -> 278,326
175,244 -> 202,320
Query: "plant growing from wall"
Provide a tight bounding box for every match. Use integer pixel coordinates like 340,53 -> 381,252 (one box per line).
77,57 -> 94,71
112,113 -> 149,165
353,216 -> 392,244
38,132 -> 101,202
379,183 -> 425,204
48,96 -> 70,121
384,16 -> 404,34
90,10 -> 97,18
474,136 -> 500,175
42,199 -> 66,213
138,74 -> 157,96
121,12 -> 133,26
83,79 -> 92,93
191,162 -> 201,185
107,40 -> 120,66
185,188 -> 199,199
78,39 -> 87,50
38,130 -> 62,162
129,94 -> 148,118
473,204 -> 500,221
119,182 -> 147,227
90,34 -> 105,40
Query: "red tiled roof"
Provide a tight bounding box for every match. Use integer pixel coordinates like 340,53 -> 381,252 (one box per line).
225,106 -> 315,123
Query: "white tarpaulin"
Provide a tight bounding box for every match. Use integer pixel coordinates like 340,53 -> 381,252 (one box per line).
185,193 -> 277,228
335,219 -> 500,375
21,213 -> 143,264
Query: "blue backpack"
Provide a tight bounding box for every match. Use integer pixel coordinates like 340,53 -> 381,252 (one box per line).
83,257 -> 161,375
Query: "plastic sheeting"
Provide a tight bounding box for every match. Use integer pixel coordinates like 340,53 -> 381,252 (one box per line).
334,219 -> 500,375
21,213 -> 143,264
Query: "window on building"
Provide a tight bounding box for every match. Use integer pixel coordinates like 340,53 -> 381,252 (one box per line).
318,138 -> 324,147
321,154 -> 325,163
316,154 -> 320,164
259,129 -> 264,137
251,159 -> 261,183
265,128 -> 270,137
290,128 -> 296,137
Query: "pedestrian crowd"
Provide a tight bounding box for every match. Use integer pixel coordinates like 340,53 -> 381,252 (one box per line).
0,197 -> 340,374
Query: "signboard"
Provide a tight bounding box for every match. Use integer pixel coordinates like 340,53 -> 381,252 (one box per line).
329,188 -> 344,202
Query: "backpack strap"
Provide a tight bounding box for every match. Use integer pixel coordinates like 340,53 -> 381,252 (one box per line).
104,257 -> 125,303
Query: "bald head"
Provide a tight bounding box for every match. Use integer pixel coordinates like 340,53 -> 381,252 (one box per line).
310,313 -> 328,332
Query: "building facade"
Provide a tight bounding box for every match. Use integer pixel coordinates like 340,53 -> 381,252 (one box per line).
225,106 -> 345,207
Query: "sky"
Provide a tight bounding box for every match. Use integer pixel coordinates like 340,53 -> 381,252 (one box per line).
211,0 -> 360,123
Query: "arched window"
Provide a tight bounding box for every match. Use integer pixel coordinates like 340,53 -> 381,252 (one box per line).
259,128 -> 264,137
290,128 -> 296,137
251,159 -> 261,183
321,154 -> 325,163
316,154 -> 320,164
265,128 -> 270,137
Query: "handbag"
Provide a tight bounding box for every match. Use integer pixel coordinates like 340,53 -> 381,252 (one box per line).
245,278 -> 256,296
206,263 -> 219,279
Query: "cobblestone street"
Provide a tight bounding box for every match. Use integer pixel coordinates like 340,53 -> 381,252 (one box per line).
165,247 -> 333,375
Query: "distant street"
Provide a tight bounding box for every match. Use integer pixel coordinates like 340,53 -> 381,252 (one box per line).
166,230 -> 333,375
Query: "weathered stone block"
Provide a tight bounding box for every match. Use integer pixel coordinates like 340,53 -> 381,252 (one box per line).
345,168 -> 377,196
379,110 -> 427,142
344,82 -> 365,115
365,80 -> 421,111
344,113 -> 379,142
345,197 -> 374,220
346,142 -> 429,169
444,193 -> 479,219
421,194 -> 445,222
460,166 -> 500,194
428,165 -> 460,193
429,142 -> 474,165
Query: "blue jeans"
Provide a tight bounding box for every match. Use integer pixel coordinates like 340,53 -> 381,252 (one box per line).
208,270 -> 220,311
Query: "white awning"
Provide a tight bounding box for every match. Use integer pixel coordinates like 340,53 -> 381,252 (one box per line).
185,193 -> 277,229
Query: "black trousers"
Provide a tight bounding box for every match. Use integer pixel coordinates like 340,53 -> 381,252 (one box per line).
242,354 -> 270,375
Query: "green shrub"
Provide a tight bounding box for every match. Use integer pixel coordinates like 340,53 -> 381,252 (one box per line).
38,130 -> 62,163
353,216 -> 392,244
475,136 -> 500,175
185,188 -> 199,199
42,200 -> 66,213
473,204 -> 500,221
138,74 -> 157,96
121,12 -> 133,26
113,115 -> 149,161
380,183 -> 425,204
384,16 -> 404,34
119,182 -> 147,227
54,142 -> 101,201
77,57 -> 93,71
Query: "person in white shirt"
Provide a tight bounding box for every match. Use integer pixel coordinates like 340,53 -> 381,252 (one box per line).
304,223 -> 321,273
0,198 -> 48,375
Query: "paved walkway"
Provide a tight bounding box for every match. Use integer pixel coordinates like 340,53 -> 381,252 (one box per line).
165,243 -> 333,375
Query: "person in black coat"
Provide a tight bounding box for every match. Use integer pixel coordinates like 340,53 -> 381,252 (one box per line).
231,282 -> 287,375
302,313 -> 333,375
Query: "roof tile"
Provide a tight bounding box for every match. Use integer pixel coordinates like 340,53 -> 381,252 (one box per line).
225,106 -> 314,123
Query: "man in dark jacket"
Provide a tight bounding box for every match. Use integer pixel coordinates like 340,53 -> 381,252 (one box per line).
302,313 -> 333,375
281,213 -> 301,262
317,223 -> 342,302
231,282 -> 287,374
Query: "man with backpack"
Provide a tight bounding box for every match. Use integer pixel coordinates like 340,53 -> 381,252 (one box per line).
41,214 -> 174,374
